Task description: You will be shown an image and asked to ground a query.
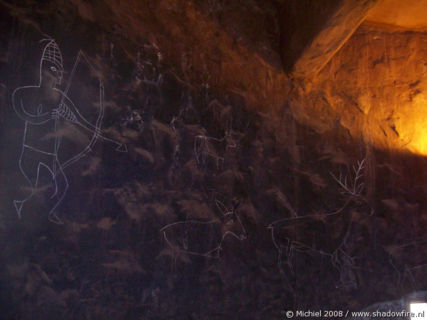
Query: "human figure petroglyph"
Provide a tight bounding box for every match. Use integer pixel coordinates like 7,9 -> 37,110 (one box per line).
13,39 -> 127,223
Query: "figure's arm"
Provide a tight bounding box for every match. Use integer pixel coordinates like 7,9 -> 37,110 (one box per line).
59,94 -> 100,133
58,93 -> 127,152
12,88 -> 51,124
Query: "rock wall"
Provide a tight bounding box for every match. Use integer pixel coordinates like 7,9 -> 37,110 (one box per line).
291,25 -> 427,156
0,1 -> 425,319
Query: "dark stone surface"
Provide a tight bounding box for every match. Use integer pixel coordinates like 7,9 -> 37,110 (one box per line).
0,1 -> 425,319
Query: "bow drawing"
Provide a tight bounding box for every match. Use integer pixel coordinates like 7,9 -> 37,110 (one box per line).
12,40 -> 127,223
55,51 -> 127,172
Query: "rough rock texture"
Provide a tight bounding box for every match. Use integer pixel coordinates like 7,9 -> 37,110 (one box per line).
280,0 -> 380,77
91,0 -> 289,110
291,25 -> 427,156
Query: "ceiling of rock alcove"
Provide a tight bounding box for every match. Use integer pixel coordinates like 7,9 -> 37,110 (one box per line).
366,0 -> 427,30
292,24 -> 427,156
279,0 -> 427,156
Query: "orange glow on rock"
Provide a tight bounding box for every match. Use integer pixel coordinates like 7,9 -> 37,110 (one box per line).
394,94 -> 427,156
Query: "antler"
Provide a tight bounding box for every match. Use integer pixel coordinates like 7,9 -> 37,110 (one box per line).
330,158 -> 366,198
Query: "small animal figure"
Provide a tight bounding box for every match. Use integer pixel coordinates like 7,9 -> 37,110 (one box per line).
193,131 -> 237,170
160,200 -> 247,258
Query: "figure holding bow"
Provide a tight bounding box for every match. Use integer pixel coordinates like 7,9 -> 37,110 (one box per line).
12,39 -> 127,223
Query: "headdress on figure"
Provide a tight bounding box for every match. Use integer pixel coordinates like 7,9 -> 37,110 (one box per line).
41,39 -> 63,71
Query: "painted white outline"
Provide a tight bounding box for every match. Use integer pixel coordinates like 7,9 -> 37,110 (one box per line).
12,38 -> 128,223
268,158 -> 368,288
267,200 -> 355,287
387,237 -> 427,290
120,107 -> 144,132
330,158 -> 366,198
160,199 -> 247,259
193,131 -> 237,170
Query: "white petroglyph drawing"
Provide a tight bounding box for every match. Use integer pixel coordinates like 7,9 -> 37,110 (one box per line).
134,44 -> 163,87
205,99 -> 233,132
386,236 -> 427,290
121,106 -> 144,132
193,135 -> 226,170
170,91 -> 199,131
12,38 -> 127,224
330,158 -> 366,200
169,99 -> 190,132
191,99 -> 244,170
268,158 -> 368,289
160,199 -> 247,259
193,130 -> 238,170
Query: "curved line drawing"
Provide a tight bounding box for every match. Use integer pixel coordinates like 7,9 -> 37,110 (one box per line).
193,131 -> 237,171
160,199 -> 247,259
12,38 -> 127,223
268,159 -> 369,289
386,236 -> 427,290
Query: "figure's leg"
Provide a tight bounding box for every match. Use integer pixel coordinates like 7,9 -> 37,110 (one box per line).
285,239 -> 295,274
334,249 -> 357,289
277,245 -> 295,292
13,148 -> 41,218
47,160 -> 68,224
404,267 -> 417,292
